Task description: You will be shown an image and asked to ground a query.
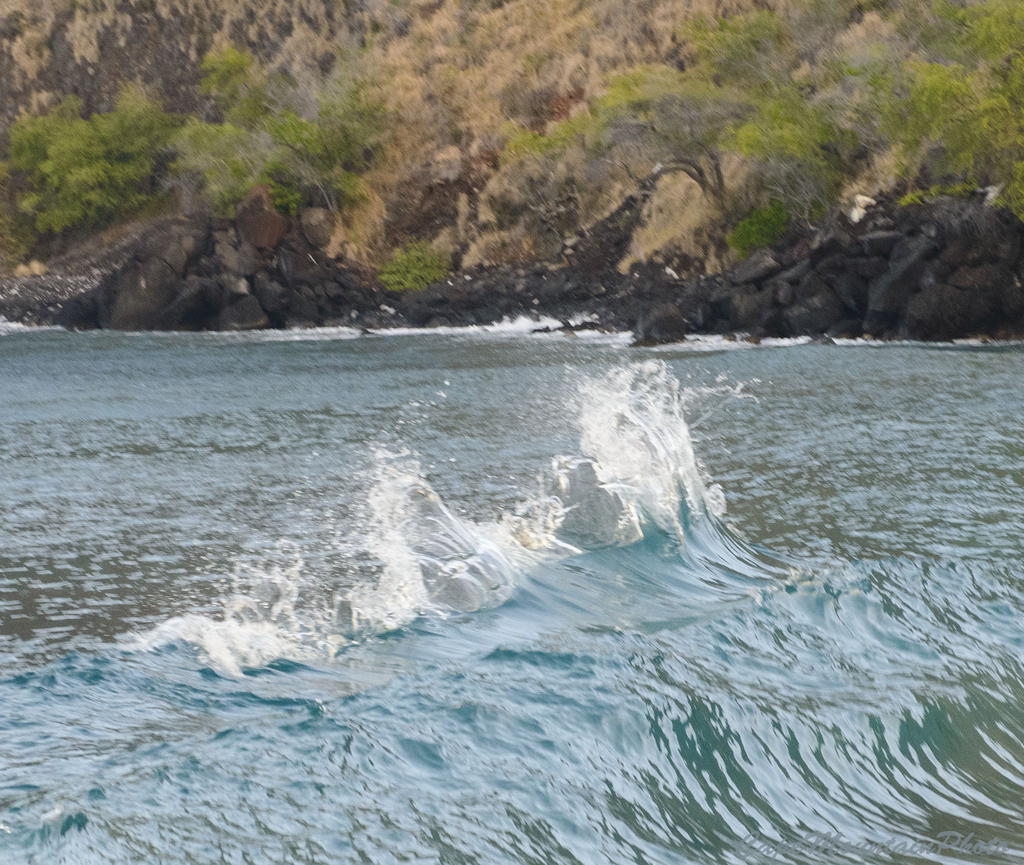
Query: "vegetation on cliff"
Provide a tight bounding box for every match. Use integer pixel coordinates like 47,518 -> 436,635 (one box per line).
379,241 -> 453,292
8,90 -> 180,233
173,46 -> 380,215
3,0 -> 1024,279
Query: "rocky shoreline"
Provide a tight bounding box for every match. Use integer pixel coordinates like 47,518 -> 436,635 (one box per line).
3,189 -> 1024,344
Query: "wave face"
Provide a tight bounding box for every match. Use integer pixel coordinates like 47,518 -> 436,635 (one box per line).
2,334 -> 1024,864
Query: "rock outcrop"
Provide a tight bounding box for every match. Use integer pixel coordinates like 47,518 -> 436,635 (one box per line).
235,187 -> 290,251
3,193 -> 1024,343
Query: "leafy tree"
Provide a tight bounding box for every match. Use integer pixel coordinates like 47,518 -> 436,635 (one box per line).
0,161 -> 30,264
173,121 -> 273,214
734,88 -> 856,218
9,90 -> 179,233
200,45 -> 257,112
175,47 -> 381,214
600,66 -> 751,204
682,11 -> 792,91
880,1 -> 1024,217
685,10 -> 862,218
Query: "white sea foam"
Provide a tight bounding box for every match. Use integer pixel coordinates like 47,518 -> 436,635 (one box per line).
185,314 -> 573,343
133,547 -> 324,675
125,314 -> 631,344
648,334 -> 815,351
211,325 -> 364,342
360,313 -> 630,344
135,361 -> 743,673
0,318 -> 62,335
338,452 -> 521,635
211,320 -> 815,347
135,615 -> 310,676
372,313 -> 564,337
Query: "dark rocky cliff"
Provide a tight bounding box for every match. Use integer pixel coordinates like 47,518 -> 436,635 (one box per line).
3,191 -> 1023,343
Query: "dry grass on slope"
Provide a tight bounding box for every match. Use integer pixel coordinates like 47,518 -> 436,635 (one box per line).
342,0 -> 786,264
4,0 -> 817,270
369,0 -> 785,151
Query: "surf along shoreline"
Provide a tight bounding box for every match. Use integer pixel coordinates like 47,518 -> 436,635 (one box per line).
3,190 -> 1024,346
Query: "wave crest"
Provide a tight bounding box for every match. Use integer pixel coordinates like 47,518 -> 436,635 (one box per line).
136,361 -> 748,672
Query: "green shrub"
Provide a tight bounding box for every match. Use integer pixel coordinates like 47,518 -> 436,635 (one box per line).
879,2 -> 1024,219
9,90 -> 179,233
727,201 -> 791,257
174,46 -> 380,214
501,111 -> 602,164
898,182 -> 975,207
173,121 -> 266,214
199,45 -> 255,110
379,241 -> 451,291
733,88 -> 855,217
682,11 -> 791,90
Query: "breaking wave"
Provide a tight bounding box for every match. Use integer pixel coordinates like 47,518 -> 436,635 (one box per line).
136,361 -> 759,673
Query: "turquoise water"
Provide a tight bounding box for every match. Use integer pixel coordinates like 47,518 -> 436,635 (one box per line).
1,327 -> 1024,863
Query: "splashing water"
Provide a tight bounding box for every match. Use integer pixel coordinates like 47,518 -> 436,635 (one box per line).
134,545 -> 319,675
340,452 -> 518,634
137,361 -> 745,672
576,360 -> 728,536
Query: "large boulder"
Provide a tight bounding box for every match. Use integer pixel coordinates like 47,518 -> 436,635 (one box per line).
634,302 -> 689,345
142,222 -> 202,276
219,274 -> 251,298
776,259 -> 811,284
827,317 -> 866,338
937,207 -> 1020,268
904,263 -> 1007,338
253,272 -> 290,315
300,208 -> 335,249
236,186 -> 289,250
813,254 -> 849,282
783,272 -> 830,307
218,295 -> 270,331
939,236 -> 983,270
1002,276 -> 1024,321
948,263 -> 1011,295
102,259 -> 177,329
853,256 -> 889,280
731,286 -> 775,330
158,275 -> 221,330
783,287 -> 845,335
707,280 -> 737,322
860,230 -> 903,258
728,249 -> 782,285
810,225 -> 856,262
864,235 -> 937,335
99,220 -> 208,330
905,284 -> 976,339
829,270 -> 869,314
942,263 -> 1007,332
674,279 -> 709,330
286,292 -> 320,327
215,239 -> 259,276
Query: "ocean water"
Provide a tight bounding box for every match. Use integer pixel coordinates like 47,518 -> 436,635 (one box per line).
1,325 -> 1023,864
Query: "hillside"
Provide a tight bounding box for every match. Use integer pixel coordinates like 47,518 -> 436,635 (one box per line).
1,0 -> 775,269
3,0 -> 1024,288
0,0 -> 761,122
